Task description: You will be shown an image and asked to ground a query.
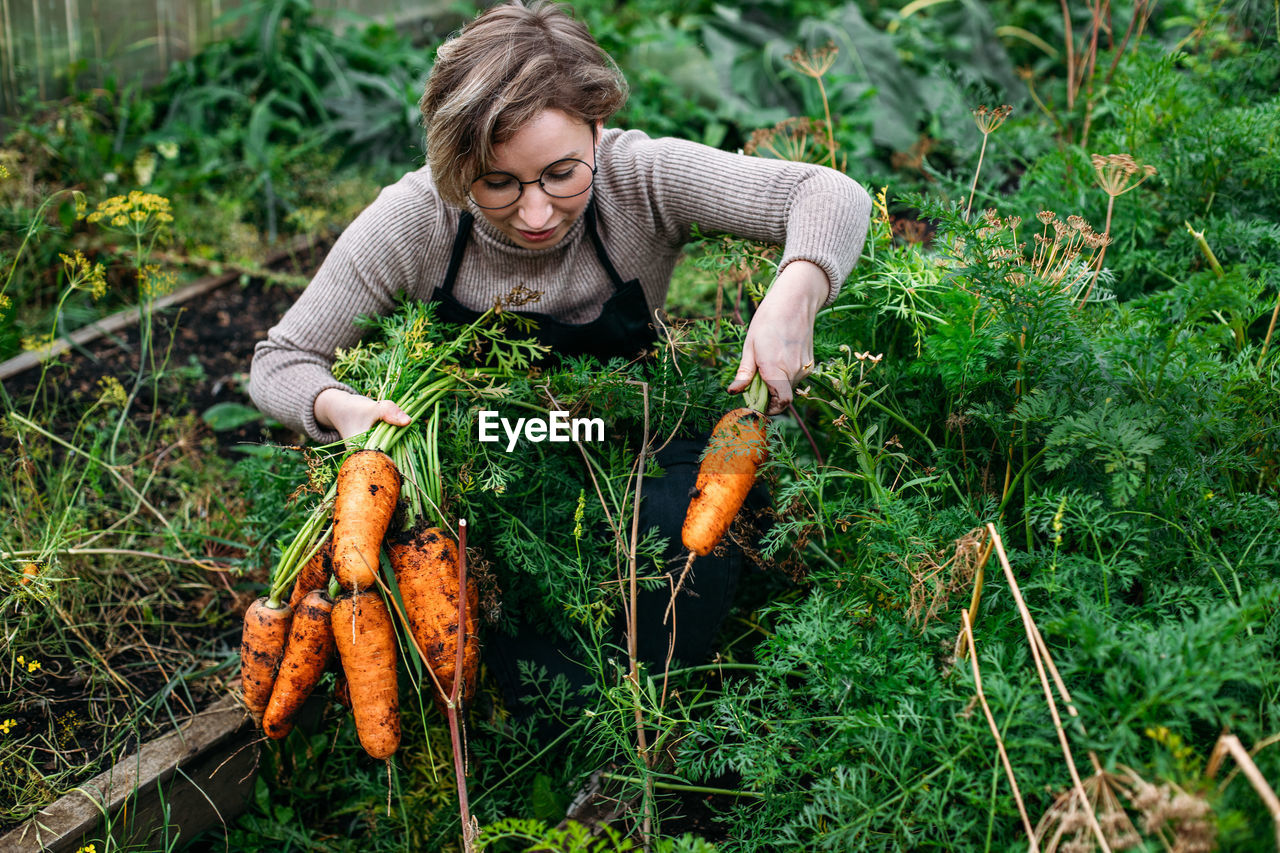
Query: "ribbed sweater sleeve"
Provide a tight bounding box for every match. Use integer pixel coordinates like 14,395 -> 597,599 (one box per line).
249,176 -> 449,443
600,131 -> 871,305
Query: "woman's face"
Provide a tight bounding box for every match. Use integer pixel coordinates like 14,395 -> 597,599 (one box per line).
476,109 -> 598,250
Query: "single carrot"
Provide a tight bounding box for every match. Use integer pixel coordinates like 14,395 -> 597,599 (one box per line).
240,597 -> 294,723
681,407 -> 769,557
263,590 -> 336,740
387,526 -> 479,709
332,590 -> 401,759
288,537 -> 333,610
332,450 -> 401,593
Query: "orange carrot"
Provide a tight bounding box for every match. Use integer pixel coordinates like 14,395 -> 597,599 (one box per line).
387,526 -> 479,709
263,590 -> 336,740
332,450 -> 401,593
332,590 -> 400,759
288,537 -> 333,610
240,597 -> 294,723
682,408 -> 769,557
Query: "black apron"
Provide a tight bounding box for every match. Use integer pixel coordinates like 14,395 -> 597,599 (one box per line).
438,202 -> 747,720
429,199 -> 656,361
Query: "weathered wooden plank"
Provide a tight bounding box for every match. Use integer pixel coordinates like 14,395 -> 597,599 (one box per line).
0,694 -> 258,853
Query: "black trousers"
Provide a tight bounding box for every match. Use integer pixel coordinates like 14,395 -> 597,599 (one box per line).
485,438 -> 750,713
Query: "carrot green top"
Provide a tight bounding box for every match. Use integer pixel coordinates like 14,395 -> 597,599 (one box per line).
249,127 -> 872,442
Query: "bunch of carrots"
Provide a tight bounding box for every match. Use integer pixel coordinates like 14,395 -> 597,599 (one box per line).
240,448 -> 480,758
239,302 -> 536,759
239,302 -> 774,763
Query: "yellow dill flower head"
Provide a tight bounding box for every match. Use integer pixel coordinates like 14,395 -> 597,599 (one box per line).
60,251 -> 108,299
88,191 -> 174,236
97,375 -> 128,408
21,332 -> 54,352
0,163 -> 9,179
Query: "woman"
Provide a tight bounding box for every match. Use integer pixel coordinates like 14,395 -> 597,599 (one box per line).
249,0 -> 870,442
249,0 -> 870,700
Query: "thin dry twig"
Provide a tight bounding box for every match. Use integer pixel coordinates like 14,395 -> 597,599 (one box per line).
624,379 -> 656,850
961,610 -> 1040,849
1206,733 -> 1280,848
988,523 -> 1112,853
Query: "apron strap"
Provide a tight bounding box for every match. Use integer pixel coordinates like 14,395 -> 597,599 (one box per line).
440,211 -> 474,296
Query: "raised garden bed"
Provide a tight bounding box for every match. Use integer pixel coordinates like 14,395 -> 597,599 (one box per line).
0,696 -> 256,852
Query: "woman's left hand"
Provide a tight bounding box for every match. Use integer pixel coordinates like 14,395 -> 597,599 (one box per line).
727,259 -> 829,415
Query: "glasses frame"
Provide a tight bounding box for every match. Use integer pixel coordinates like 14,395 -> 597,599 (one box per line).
468,157 -> 598,210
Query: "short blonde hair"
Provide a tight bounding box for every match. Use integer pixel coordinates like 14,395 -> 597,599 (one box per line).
420,1 -> 629,207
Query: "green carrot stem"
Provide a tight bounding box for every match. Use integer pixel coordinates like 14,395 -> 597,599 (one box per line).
266,497 -> 333,606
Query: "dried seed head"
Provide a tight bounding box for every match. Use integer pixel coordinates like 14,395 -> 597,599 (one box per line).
1091,153 -> 1158,197
787,41 -> 838,79
744,117 -> 821,162
1084,230 -> 1112,250
1037,210 -> 1056,225
972,104 -> 1013,134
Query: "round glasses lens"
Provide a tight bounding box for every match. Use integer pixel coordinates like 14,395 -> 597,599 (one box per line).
471,173 -> 521,209
540,158 -> 594,199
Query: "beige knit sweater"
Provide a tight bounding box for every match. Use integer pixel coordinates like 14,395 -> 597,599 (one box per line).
249,127 -> 872,442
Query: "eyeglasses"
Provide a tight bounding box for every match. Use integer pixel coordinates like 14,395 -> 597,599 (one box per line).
469,158 -> 596,210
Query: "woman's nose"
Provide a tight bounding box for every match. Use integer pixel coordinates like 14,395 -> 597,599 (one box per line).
517,186 -> 554,229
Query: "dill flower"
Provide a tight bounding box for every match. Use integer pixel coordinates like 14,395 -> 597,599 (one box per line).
971,104 -> 1013,135
86,190 -> 174,238
97,376 -> 128,408
60,251 -> 108,299
1091,153 -> 1157,198
744,117 -> 823,163
138,264 -> 176,299
133,150 -> 157,185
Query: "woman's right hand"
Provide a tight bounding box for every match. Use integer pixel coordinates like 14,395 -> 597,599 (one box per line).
314,388 -> 411,440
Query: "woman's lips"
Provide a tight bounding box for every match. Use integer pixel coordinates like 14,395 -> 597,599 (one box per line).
517,226 -> 557,243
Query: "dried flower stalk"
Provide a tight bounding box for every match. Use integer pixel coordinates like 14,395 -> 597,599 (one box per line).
966,105 -> 1013,219
1079,154 -> 1156,306
786,42 -> 839,170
